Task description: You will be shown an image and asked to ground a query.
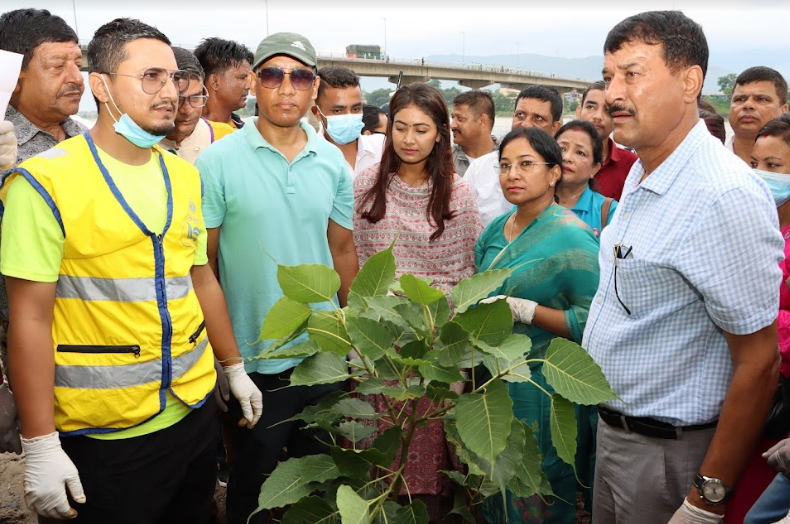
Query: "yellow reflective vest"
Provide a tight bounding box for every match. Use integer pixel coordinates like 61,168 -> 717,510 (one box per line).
1,132 -> 216,436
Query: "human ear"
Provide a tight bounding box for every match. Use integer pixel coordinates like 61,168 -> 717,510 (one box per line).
89,72 -> 111,104
683,65 -> 704,103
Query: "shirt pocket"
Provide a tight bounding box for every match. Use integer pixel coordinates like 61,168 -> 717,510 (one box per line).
613,258 -> 653,319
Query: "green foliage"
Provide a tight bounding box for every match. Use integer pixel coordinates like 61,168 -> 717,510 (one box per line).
718,73 -> 737,98
253,254 -> 616,522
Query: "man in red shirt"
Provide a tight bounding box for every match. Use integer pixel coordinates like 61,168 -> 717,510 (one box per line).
576,80 -> 638,201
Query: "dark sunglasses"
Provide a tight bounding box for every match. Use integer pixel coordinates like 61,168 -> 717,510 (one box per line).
256,67 -> 315,91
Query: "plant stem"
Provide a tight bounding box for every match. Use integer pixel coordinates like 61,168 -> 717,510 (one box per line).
389,398 -> 419,500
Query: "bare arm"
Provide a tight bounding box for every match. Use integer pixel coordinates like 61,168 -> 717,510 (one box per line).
685,322 -> 780,514
207,227 -> 220,280
190,264 -> 241,367
531,306 -> 570,338
6,277 -> 57,439
327,219 -> 358,308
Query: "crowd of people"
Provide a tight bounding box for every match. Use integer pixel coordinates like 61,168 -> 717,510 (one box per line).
0,7 -> 788,524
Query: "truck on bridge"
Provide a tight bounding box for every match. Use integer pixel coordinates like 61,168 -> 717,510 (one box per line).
345,44 -> 383,60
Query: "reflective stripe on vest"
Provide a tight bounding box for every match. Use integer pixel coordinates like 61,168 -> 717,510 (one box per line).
55,337 -> 209,389
56,274 -> 194,302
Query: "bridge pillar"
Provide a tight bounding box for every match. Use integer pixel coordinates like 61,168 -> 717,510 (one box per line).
458,79 -> 492,89
389,75 -> 430,85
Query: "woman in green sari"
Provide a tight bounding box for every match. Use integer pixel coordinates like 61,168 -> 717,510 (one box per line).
476,127 -> 600,524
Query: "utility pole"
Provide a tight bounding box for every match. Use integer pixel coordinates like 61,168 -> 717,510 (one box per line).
516,42 -> 520,69
461,31 -> 465,63
265,0 -> 269,36
382,17 -> 387,58
71,0 -> 79,39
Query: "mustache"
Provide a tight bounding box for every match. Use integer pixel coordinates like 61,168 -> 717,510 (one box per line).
151,101 -> 176,112
57,85 -> 83,97
607,104 -> 635,117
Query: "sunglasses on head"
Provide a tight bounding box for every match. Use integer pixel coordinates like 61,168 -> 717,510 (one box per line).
256,66 -> 315,91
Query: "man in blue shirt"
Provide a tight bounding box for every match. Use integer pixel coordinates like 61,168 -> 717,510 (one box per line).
585,11 -> 784,524
196,32 -> 358,524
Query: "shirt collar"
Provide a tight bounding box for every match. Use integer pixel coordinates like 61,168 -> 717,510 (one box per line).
244,118 -> 318,155
571,186 -> 595,212
5,105 -> 85,146
604,137 -> 627,165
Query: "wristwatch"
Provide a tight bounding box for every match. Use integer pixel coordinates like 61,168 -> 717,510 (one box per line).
693,474 -> 733,505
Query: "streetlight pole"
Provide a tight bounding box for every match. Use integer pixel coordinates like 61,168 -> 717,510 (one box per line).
265,0 -> 269,36
461,31 -> 465,63
71,0 -> 79,39
382,17 -> 387,58
516,42 -> 519,69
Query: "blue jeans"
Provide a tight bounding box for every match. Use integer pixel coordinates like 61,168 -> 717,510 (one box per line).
744,474 -> 790,524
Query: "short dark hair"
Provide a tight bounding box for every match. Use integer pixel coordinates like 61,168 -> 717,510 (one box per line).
515,85 -> 563,123
555,119 -> 604,165
499,127 -> 563,196
88,18 -> 170,74
316,66 -> 360,102
194,37 -> 253,78
756,113 -> 790,146
604,11 -> 708,80
581,81 -> 606,106
699,109 -> 726,144
362,104 -> 385,133
735,66 -> 788,103
452,90 -> 495,125
697,99 -> 719,114
0,9 -> 78,70
172,47 -> 204,81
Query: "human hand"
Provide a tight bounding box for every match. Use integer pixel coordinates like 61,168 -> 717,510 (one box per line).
21,432 -> 85,519
480,295 -> 538,324
0,121 -> 17,171
223,363 -> 263,428
213,357 -> 230,412
764,438 -> 790,475
0,383 -> 21,453
667,499 -> 723,524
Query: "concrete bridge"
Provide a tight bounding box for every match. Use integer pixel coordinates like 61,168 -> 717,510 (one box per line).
79,46 -> 592,93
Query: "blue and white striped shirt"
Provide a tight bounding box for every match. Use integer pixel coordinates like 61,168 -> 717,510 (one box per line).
583,120 -> 784,426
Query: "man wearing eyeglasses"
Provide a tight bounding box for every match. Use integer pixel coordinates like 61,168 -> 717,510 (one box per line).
1,18 -> 263,523
160,47 -> 234,164
196,32 -> 359,524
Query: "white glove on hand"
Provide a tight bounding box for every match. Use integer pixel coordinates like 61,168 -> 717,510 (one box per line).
21,432 -> 85,520
480,295 -> 538,325
764,438 -> 790,476
0,383 -> 21,454
771,509 -> 790,524
223,363 -> 263,428
667,499 -> 723,524
0,121 -> 17,171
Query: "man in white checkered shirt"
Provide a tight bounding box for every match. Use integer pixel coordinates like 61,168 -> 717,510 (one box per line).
583,11 -> 785,524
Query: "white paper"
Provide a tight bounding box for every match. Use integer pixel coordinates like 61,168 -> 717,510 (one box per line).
0,50 -> 23,117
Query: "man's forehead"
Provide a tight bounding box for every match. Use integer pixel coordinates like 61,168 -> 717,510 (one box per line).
734,81 -> 778,97
34,41 -> 81,59
517,98 -> 550,113
118,39 -> 177,70
321,85 -> 361,103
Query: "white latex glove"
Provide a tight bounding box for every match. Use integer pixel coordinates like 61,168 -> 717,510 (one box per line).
772,509 -> 790,524
667,499 -> 723,524
480,295 -> 538,325
223,363 -> 263,428
0,121 -> 17,171
764,438 -> 790,475
0,383 -> 21,454
21,432 -> 85,520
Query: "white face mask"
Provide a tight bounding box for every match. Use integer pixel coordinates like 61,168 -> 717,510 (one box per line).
317,108 -> 364,145
754,169 -> 790,207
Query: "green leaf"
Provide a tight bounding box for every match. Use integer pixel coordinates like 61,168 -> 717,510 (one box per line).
491,420 -> 526,488
337,485 -> 369,524
281,497 -> 340,524
354,377 -> 387,395
450,486 -> 476,523
511,421 -> 554,499
425,383 -> 459,403
350,243 -> 396,298
260,296 -> 313,340
391,500 -> 429,524
400,339 -> 428,360
550,394 -> 578,472
372,426 -> 402,465
278,263 -> 341,304
451,268 -> 513,314
393,303 -> 428,336
452,300 -> 512,345
500,359 -> 532,383
253,320 -> 309,359
308,311 -> 352,356
455,379 -> 514,466
346,316 -> 395,361
419,351 -> 464,384
330,398 -> 381,420
542,338 -> 618,405
331,446 -> 381,478
336,421 -> 378,443
399,274 -> 445,305
426,295 -> 451,331
290,353 -> 351,386
475,333 -> 531,362
256,340 -> 320,360
283,390 -> 347,424
386,348 -> 429,367
372,502 -> 402,524
437,322 -> 472,367
257,455 -> 341,510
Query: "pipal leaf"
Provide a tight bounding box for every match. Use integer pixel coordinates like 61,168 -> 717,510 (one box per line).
256,340 -> 320,361
330,398 -> 381,420
346,316 -> 395,361
290,353 -> 351,386
256,455 -> 341,510
419,351 -> 464,384
253,320 -> 309,359
331,446 -> 382,478
425,383 -> 459,403
542,338 -> 618,405
500,359 -> 532,383
549,394 -> 578,473
336,421 -> 378,443
372,426 -> 402,466
511,421 -> 554,499
451,268 -> 513,314
425,295 -> 451,330
354,377 -> 387,395
450,486 -> 476,523
350,244 -> 396,297
438,322 -> 472,367
308,311 -> 352,356
393,303 -> 428,336
474,334 -> 531,362
260,296 -> 314,340
451,300 -> 512,345
278,263 -> 341,304
400,339 -> 428,360
282,390 -> 347,424
455,379 -> 514,466
281,497 -> 340,524
359,295 -> 411,328
399,274 -> 445,306
336,485 -> 369,524
391,500 -> 429,524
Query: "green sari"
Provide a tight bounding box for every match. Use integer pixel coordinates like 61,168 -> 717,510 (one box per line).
475,204 -> 600,524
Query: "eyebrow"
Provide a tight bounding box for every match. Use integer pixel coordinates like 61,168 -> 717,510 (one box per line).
393,120 -> 431,127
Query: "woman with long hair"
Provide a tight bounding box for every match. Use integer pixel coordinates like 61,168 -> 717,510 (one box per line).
353,83 -> 482,521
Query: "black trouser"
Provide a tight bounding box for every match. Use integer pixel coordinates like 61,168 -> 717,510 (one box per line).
225,370 -> 342,524
40,395 -> 219,524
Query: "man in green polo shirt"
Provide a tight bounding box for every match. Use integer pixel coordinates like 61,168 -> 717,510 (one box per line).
196,32 -> 358,524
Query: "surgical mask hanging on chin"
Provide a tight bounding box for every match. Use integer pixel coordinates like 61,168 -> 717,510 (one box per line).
101,75 -> 167,149
318,108 -> 364,145
754,169 -> 790,207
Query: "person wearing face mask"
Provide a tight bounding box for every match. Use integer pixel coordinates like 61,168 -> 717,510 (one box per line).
0,19 -> 263,523
312,66 -> 384,177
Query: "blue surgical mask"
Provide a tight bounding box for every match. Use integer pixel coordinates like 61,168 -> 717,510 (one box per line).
754,169 -> 790,207
318,109 -> 364,145
102,76 -> 168,148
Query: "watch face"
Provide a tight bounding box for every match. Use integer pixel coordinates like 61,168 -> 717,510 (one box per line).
702,479 -> 727,503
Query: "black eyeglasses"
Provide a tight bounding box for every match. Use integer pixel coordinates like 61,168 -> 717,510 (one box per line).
103,68 -> 190,95
613,243 -> 632,315
256,67 -> 315,91
179,87 -> 209,108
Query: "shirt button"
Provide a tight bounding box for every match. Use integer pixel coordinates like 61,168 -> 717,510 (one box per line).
623,213 -> 631,220
597,296 -> 603,303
